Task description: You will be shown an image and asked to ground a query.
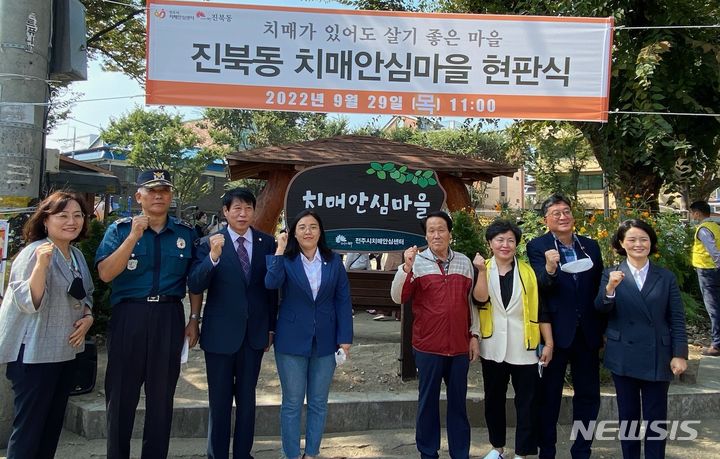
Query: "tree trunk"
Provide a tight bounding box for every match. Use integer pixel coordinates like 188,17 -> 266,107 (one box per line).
581,124 -> 662,212
254,169 -> 295,233
438,174 -> 471,211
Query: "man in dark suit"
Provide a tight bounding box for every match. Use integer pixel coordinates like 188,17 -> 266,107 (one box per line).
526,194 -> 605,459
188,188 -> 278,459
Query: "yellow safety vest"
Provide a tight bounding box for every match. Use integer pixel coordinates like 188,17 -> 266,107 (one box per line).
692,221 -> 720,269
477,259 -> 541,350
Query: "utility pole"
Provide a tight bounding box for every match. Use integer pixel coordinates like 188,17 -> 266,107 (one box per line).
0,0 -> 53,209
0,1 -> 53,448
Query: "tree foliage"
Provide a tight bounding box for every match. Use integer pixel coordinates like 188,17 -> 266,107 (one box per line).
508,121 -> 594,203
202,109 -> 350,152
434,0 -> 720,209
353,118 -> 516,165
101,108 -> 223,210
83,0 -> 146,82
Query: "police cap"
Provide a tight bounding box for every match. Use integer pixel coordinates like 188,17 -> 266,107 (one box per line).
137,169 -> 174,189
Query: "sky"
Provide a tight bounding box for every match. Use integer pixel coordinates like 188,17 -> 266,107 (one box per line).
47,0 -> 371,151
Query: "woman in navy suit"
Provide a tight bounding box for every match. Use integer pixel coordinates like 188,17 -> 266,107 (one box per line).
595,219 -> 688,459
265,210 -> 353,459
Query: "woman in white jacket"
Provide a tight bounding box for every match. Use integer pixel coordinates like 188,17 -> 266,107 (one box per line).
473,219 -> 554,459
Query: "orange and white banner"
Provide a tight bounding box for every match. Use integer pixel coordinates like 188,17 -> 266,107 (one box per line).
146,1 -> 613,122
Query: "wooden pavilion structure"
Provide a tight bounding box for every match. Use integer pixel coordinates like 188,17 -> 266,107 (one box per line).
225,135 -> 517,233
227,135 -> 518,379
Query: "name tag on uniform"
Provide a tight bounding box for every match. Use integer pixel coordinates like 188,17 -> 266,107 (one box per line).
127,259 -> 138,270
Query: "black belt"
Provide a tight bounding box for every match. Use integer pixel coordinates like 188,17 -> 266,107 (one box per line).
123,296 -> 182,303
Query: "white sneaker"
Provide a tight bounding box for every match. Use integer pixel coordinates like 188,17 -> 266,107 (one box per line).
482,449 -> 504,459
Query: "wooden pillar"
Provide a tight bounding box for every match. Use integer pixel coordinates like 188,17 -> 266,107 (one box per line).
253,169 -> 295,234
400,300 -> 417,380
438,174 -> 471,211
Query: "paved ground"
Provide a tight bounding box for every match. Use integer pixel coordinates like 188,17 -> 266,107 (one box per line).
5,420 -> 720,458
2,311 -> 719,458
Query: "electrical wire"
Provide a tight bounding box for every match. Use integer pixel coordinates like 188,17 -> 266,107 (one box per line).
0,94 -> 144,107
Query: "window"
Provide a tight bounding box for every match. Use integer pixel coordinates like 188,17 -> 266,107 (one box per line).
578,174 -> 604,191
559,173 -> 604,191
125,167 -> 136,184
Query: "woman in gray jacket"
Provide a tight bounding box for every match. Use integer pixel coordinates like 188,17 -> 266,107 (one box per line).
0,191 -> 95,459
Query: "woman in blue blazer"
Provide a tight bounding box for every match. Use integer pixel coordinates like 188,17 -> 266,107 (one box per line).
265,210 -> 353,459
595,219 -> 688,459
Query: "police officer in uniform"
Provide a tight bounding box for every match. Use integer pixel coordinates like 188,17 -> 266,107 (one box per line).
96,169 -> 197,459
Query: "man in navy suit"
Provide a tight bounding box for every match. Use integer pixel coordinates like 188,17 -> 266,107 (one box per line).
526,194 -> 605,459
188,188 -> 278,459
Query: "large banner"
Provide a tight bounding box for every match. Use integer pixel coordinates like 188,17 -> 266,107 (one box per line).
146,1 -> 614,122
285,162 -> 446,252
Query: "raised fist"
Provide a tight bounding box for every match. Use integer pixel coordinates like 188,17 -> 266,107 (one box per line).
209,234 -> 225,261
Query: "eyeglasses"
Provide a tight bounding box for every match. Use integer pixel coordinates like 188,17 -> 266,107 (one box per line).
546,209 -> 573,220
297,224 -> 320,233
51,212 -> 85,222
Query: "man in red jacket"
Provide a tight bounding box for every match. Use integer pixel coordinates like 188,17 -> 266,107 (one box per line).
391,210 -> 480,459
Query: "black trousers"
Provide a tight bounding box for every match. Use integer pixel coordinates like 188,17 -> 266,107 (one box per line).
205,340 -> 265,459
538,327 -> 601,459
105,300 -> 185,459
612,373 -> 670,459
5,345 -> 77,459
480,358 -> 539,456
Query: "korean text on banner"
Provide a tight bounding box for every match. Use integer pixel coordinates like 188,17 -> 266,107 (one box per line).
146,1 -> 614,122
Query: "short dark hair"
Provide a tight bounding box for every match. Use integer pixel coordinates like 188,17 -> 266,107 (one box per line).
485,219 -> 522,243
222,187 -> 256,210
611,219 -> 658,256
195,211 -> 206,219
421,210 -> 452,233
284,209 -> 333,261
23,191 -> 90,243
690,200 -> 711,217
541,193 -> 573,216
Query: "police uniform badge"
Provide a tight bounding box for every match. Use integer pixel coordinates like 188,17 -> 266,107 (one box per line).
127,258 -> 138,270
177,237 -> 186,249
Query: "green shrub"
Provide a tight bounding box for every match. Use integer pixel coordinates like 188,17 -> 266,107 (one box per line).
451,209 -> 487,260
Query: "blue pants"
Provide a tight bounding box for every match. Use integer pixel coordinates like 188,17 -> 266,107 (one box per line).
5,345 -> 77,459
697,268 -> 720,348
414,349 -> 470,459
275,347 -> 336,458
612,373 -> 670,459
539,327 -> 600,459
104,300 -> 185,459
205,341 -> 265,459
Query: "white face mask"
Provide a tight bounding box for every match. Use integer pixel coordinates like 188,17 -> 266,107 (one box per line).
560,257 -> 594,274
